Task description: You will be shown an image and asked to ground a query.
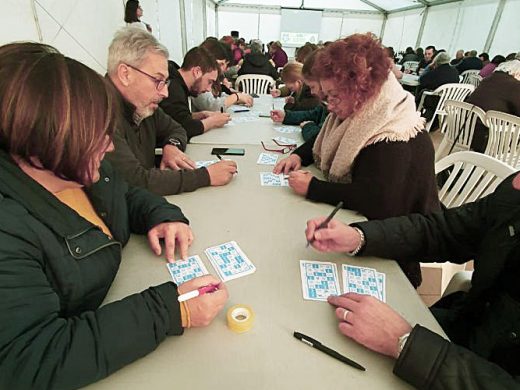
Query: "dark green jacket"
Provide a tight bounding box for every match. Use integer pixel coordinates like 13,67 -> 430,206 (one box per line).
0,151 -> 188,389
282,104 -> 328,141
106,83 -> 210,196
279,84 -> 321,113
356,174 -> 520,389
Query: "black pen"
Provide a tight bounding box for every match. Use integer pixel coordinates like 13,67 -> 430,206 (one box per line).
307,201 -> 344,247
220,106 -> 224,113
293,331 -> 365,371
216,154 -> 222,160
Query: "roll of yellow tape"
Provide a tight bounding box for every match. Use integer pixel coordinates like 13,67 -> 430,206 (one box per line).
227,304 -> 254,333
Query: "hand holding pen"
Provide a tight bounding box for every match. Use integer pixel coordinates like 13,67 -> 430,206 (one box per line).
306,201 -> 344,247
177,275 -> 228,327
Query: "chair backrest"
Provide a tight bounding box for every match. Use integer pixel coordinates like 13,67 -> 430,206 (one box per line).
403,61 -> 419,72
435,151 -> 515,208
435,100 -> 486,161
460,69 -> 481,84
236,74 -> 275,95
466,73 -> 482,88
484,110 -> 520,167
434,83 -> 474,114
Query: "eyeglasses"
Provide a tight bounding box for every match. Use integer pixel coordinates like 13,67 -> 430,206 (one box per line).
125,63 -> 170,90
261,139 -> 297,154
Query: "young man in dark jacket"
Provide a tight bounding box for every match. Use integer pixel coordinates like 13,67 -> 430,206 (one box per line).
305,172 -> 520,389
160,47 -> 231,139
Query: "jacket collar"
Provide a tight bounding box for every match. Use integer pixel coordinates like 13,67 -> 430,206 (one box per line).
168,60 -> 190,97
105,75 -> 139,125
0,149 -> 94,239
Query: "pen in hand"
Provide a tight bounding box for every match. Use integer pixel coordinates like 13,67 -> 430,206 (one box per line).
307,201 -> 344,247
293,331 -> 365,371
216,154 -> 238,174
220,107 -> 224,113
178,283 -> 220,302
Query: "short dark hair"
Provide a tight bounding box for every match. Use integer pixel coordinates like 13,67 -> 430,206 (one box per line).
181,47 -> 218,73
479,52 -> 489,61
124,0 -> 140,23
0,42 -> 119,185
302,49 -> 321,80
425,45 -> 436,52
491,55 -> 506,65
200,38 -> 232,63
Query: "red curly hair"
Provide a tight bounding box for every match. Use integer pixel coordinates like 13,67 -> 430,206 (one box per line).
312,33 -> 391,118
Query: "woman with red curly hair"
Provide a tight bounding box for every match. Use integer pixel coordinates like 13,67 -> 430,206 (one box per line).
274,33 -> 440,288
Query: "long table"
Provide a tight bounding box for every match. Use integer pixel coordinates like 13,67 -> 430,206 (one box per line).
190,95 -> 305,146
87,141 -> 446,389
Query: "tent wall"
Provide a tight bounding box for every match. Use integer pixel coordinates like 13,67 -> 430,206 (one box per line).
384,0 -> 517,58
217,4 -> 383,57
0,0 -> 215,74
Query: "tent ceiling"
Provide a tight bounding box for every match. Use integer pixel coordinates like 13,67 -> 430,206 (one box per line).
216,0 -> 460,13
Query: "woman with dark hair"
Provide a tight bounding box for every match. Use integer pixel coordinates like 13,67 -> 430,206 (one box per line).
191,38 -> 253,112
479,54 -> 506,78
0,42 -> 228,389
273,33 -> 440,288
124,0 -> 152,32
269,41 -> 288,68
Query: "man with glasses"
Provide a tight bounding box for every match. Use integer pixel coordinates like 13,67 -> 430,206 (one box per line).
160,47 -> 231,139
106,27 -> 237,196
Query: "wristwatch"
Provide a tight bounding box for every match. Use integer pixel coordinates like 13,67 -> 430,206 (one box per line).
166,137 -> 182,149
397,332 -> 411,358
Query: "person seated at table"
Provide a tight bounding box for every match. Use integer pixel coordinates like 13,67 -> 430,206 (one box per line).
0,41 -> 229,390
191,38 -> 253,112
160,46 -> 231,139
305,170 -> 520,389
455,50 -> 483,74
416,52 -> 460,123
479,52 -> 490,67
386,47 -> 403,80
295,42 -> 318,64
479,54 -> 506,78
270,50 -> 328,142
269,41 -> 288,69
449,49 -> 464,66
417,45 -> 436,73
237,41 -> 279,81
399,46 -> 419,65
274,33 -> 440,288
270,62 -> 321,112
106,28 -> 236,196
466,59 -> 520,152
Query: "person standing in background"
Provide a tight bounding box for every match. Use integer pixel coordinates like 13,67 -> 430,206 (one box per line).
124,0 -> 152,33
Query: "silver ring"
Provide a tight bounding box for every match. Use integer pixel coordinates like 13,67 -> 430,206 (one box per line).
343,309 -> 350,322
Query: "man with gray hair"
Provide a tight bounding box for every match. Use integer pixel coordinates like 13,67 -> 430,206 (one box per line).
106,27 -> 237,195
416,52 -> 459,124
455,49 -> 483,74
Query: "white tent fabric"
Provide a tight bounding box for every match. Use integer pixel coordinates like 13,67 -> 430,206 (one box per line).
0,0 -> 518,75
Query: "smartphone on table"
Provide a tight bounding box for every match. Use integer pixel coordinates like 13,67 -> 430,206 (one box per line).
211,148 -> 245,156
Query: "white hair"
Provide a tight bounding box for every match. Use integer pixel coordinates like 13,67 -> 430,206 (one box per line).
495,59 -> 520,80
433,52 -> 451,66
107,27 -> 169,75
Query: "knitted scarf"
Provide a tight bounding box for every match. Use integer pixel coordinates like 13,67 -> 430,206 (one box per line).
313,72 -> 425,183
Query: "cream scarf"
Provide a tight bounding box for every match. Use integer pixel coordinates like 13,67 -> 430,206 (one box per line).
313,72 -> 425,183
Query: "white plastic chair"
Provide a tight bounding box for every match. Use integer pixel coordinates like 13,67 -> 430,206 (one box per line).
235,74 -> 275,95
418,83 -> 475,132
402,61 -> 419,73
435,100 -> 486,162
466,73 -> 482,88
484,111 -> 520,168
435,151 -> 515,208
460,69 -> 481,84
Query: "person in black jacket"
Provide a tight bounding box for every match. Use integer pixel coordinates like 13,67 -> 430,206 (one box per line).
237,41 -> 279,81
160,47 -> 231,138
0,41 -> 229,389
466,59 -> 520,152
456,50 -> 483,74
416,52 -> 460,121
305,171 -> 520,389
